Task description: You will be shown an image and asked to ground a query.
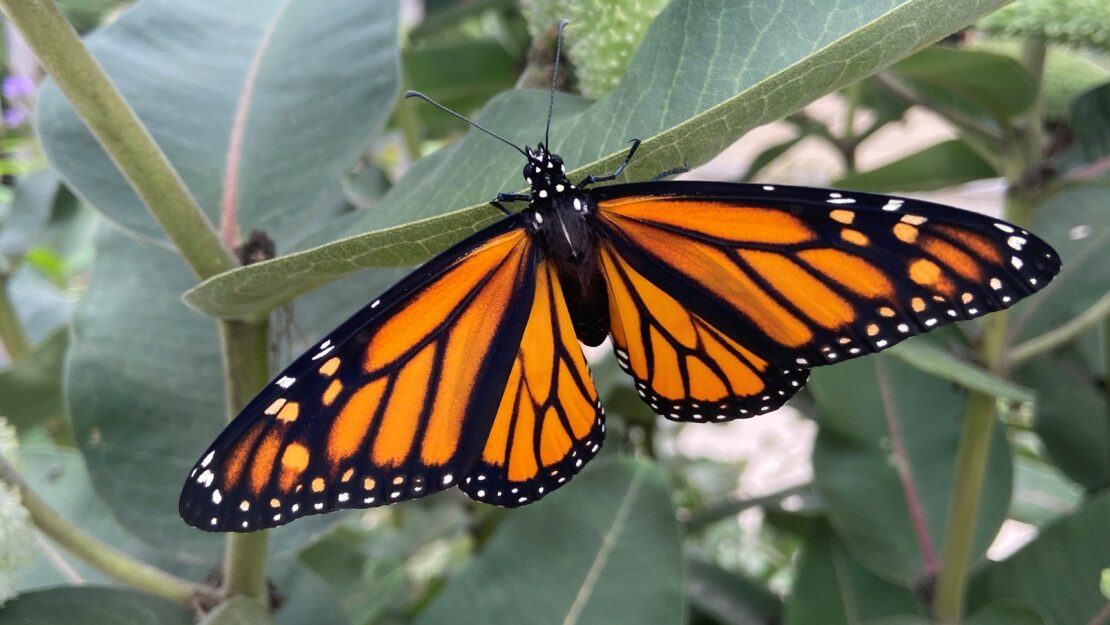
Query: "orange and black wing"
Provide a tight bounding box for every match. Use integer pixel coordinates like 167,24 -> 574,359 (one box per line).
180,217 -> 538,532
592,182 -> 1059,417
599,242 -> 810,420
459,259 -> 604,506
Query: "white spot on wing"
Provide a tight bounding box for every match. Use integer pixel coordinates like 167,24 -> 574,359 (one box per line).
276,376 -> 295,388
201,451 -> 214,467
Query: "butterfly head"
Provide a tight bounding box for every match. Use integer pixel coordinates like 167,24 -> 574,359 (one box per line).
524,143 -> 571,200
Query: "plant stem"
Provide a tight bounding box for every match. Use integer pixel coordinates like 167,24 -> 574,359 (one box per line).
1009,290 -> 1110,365
932,37 -> 1046,624
0,276 -> 30,361
218,319 -> 271,602
0,455 -> 216,605
0,0 -> 236,281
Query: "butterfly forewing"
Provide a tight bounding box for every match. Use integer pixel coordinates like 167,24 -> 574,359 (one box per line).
180,218 -> 538,532
460,260 -> 605,506
593,182 -> 1061,368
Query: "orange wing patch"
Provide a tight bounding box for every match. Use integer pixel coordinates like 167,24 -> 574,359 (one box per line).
596,191 -> 1059,367
600,244 -> 809,421
180,225 -> 538,532
460,261 -> 604,507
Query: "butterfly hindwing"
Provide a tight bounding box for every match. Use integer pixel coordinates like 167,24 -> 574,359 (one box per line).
180,217 -> 538,531
594,182 -> 1061,368
598,242 -> 810,421
459,259 -> 605,506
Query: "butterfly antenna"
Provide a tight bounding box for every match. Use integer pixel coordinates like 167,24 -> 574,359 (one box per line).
404,90 -> 528,157
544,19 -> 570,149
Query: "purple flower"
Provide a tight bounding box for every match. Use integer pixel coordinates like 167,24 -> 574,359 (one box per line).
3,108 -> 27,128
2,76 -> 35,99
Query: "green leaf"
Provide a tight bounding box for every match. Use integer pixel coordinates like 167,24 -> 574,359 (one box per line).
0,327 -> 67,432
969,491 -> 1110,624
415,459 -> 682,625
1010,456 -> 1082,526
1013,347 -> 1109,491
1070,82 -> 1110,164
741,135 -> 805,182
270,558 -> 350,625
886,339 -> 1033,403
1009,183 -> 1110,343
185,0 -> 1013,320
404,39 -> 518,136
0,169 -> 59,261
785,522 -> 923,625
686,556 -> 782,625
832,139 -> 998,193
888,46 -> 1036,119
0,587 -> 192,624
66,223 -> 400,560
808,355 -> 1011,586
4,267 -> 70,353
36,0 -> 400,250
964,601 -> 1046,625
200,597 -> 273,625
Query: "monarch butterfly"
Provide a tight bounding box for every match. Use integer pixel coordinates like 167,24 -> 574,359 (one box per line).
180,22 -> 1060,532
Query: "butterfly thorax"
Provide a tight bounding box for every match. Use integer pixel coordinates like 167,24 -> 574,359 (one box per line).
521,144 -> 596,272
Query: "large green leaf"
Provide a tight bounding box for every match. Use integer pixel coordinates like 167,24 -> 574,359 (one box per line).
36,0 -> 400,249
185,0 -> 1011,320
832,139 -> 998,193
0,587 -> 192,625
65,223 -> 400,559
414,459 -> 682,625
969,491 -> 1110,625
785,522 -> 923,625
809,355 -> 1011,586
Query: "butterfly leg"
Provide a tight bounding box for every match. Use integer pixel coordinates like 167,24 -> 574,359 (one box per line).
650,163 -> 689,181
578,139 -> 641,188
490,192 -> 532,215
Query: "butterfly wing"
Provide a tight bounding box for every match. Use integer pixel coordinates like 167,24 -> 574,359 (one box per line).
180,217 -> 538,532
459,259 -> 605,506
592,182 -> 1059,415
598,242 -> 810,421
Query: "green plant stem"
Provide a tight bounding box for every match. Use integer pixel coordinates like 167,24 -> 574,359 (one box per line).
218,319 -> 271,602
1009,290 -> 1110,365
0,276 -> 30,361
0,0 -> 236,281
682,483 -> 813,532
0,454 -> 216,605
932,37 -> 1046,625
